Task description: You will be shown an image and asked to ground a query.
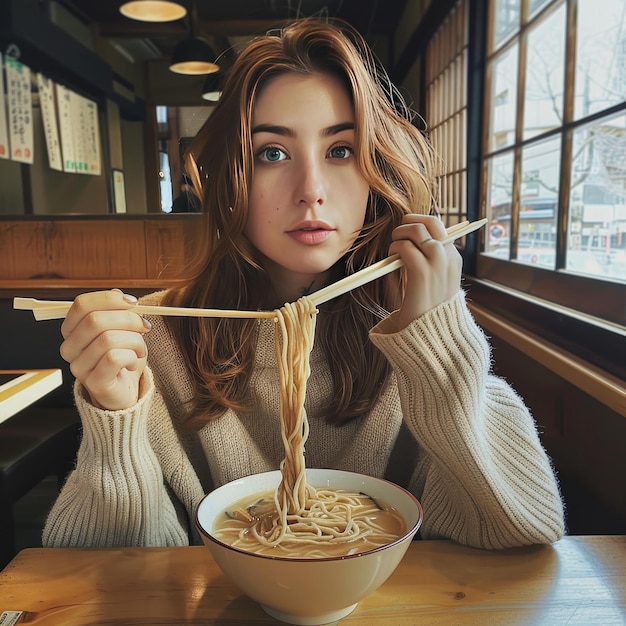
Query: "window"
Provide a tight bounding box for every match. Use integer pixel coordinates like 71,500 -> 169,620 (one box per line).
479,0 -> 626,324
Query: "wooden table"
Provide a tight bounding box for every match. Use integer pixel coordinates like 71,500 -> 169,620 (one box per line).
0,369 -> 62,424
0,536 -> 623,625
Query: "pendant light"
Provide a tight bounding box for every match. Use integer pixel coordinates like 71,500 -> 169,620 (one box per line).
119,1 -> 187,22
168,1 -> 219,75
170,37 -> 219,75
201,72 -> 224,101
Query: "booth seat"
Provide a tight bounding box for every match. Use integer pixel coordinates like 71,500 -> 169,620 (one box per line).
0,297 -> 79,568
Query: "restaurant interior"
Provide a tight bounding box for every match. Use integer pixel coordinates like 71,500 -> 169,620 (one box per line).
0,0 -> 624,582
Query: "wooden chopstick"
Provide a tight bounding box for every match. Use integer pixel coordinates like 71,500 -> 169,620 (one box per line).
309,218 -> 487,305
14,218 -> 487,320
444,219 -> 470,236
439,218 -> 486,244
13,298 -> 277,322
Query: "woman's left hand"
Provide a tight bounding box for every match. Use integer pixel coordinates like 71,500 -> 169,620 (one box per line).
388,214 -> 463,329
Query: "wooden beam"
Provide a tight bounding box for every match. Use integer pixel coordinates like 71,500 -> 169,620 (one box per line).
469,302 -> 626,418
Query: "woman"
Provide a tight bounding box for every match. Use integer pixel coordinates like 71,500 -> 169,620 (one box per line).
43,18 -> 564,550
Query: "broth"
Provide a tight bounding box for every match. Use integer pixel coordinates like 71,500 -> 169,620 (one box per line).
213,487 -> 406,558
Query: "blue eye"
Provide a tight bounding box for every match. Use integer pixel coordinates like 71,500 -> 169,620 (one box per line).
259,147 -> 286,162
329,145 -> 352,159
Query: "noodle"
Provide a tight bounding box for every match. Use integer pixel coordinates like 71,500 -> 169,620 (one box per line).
275,298 -> 317,519
213,296 -> 405,557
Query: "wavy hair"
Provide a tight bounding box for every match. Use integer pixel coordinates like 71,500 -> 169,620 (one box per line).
163,18 -> 437,429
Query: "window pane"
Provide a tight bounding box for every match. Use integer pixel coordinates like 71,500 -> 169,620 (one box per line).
492,0 -> 521,50
488,44 -> 519,151
523,5 -> 566,140
515,137 -> 561,268
568,112 -> 626,281
574,0 -> 626,120
485,151 -> 515,258
528,0 -> 551,18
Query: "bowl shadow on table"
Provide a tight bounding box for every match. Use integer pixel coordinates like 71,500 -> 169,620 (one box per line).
204,589 -> 344,626
218,594 -> 281,624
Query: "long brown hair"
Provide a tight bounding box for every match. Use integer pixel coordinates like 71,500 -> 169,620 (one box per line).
163,18 -> 437,429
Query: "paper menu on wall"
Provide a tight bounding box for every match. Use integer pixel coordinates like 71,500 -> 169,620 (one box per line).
75,91 -> 101,176
37,73 -> 63,171
5,55 -> 34,164
56,84 -> 102,175
0,54 -> 10,160
56,84 -> 77,173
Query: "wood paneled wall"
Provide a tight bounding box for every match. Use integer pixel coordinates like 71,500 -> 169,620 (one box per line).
0,215 -> 202,283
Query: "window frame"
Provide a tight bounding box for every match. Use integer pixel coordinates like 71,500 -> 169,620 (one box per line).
473,0 -> 626,328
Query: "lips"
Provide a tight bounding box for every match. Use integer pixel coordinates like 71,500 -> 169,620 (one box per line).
287,221 -> 334,245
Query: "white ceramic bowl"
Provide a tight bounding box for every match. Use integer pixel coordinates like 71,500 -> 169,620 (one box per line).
195,468 -> 423,625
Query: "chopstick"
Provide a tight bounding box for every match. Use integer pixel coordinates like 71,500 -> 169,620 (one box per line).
309,218 -> 487,305
14,218 -> 487,321
13,298 -> 277,322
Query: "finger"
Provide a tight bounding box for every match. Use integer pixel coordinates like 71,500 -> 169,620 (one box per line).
389,234 -> 448,273
394,212 -> 462,276
64,329 -> 148,378
392,222 -> 442,251
82,348 -> 147,402
60,311 -> 151,362
61,290 -> 139,336
400,214 -> 447,238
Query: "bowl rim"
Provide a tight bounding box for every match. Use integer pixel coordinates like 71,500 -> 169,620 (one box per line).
195,469 -> 423,563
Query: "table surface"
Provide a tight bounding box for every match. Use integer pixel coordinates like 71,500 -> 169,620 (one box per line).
0,536 -> 624,625
0,369 -> 62,424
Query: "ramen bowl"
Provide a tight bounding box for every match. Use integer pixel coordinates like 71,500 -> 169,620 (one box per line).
195,468 -> 423,625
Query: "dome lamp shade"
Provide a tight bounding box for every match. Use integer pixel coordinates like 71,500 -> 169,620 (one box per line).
119,1 -> 187,22
170,37 -> 219,75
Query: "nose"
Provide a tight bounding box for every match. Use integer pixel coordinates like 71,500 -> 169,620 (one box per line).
294,159 -> 326,207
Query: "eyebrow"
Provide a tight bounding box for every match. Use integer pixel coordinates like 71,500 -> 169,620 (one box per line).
251,121 -> 355,137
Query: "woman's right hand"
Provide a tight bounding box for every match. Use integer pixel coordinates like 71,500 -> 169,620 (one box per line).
59,289 -> 152,410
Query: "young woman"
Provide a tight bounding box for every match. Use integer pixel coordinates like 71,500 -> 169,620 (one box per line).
43,18 -> 564,550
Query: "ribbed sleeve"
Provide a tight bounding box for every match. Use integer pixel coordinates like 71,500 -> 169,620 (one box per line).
42,368 -> 190,547
370,290 -> 565,549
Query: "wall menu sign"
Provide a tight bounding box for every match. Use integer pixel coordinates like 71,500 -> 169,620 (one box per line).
56,84 -> 77,173
0,58 -> 102,174
5,56 -> 34,164
112,169 -> 127,213
0,54 -> 9,160
55,84 -> 101,175
75,90 -> 101,176
37,73 -> 63,171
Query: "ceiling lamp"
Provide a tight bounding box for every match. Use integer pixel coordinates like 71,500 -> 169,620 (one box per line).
119,1 -> 187,22
201,72 -> 224,102
170,36 -> 219,75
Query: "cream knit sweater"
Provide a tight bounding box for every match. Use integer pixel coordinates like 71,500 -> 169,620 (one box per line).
43,290 -> 565,550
